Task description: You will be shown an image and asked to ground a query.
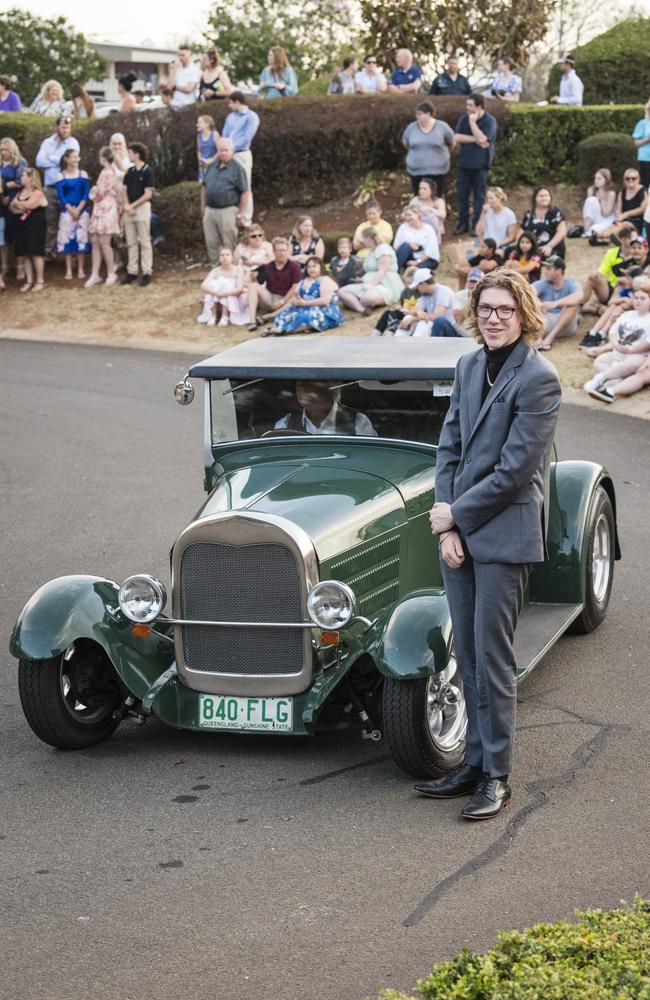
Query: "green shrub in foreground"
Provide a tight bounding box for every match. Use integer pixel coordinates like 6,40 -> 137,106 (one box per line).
375,897 -> 650,1000
576,132 -> 638,188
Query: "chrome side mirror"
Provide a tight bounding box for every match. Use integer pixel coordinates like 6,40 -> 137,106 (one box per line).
174,375 -> 194,405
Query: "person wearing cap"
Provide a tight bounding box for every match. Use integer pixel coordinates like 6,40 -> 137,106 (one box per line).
581,227 -> 637,314
532,255 -> 583,350
452,267 -> 482,335
550,56 -> 584,106
419,269 -> 562,819
395,268 -> 457,338
35,114 -> 80,256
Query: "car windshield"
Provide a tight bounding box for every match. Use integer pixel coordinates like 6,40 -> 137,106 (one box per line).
210,378 -> 454,446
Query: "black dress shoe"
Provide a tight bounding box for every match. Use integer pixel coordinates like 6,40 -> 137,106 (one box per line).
414,762 -> 483,799
462,777 -> 511,820
121,273 -> 137,285
453,226 -> 469,236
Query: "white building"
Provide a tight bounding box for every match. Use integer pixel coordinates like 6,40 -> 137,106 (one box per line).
86,41 -> 177,99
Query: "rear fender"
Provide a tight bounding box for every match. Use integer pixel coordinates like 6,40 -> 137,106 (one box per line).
369,590 -> 452,679
9,575 -> 174,701
530,462 -> 620,604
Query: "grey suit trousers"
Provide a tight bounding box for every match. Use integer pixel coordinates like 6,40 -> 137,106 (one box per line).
441,551 -> 529,778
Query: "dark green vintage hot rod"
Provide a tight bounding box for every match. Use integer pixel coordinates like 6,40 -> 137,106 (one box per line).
11,337 -> 619,776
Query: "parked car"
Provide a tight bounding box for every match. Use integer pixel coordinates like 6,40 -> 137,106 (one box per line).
11,337 -> 619,776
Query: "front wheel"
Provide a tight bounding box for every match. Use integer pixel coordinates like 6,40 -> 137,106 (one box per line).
382,651 -> 467,778
570,487 -> 615,634
18,639 -> 123,749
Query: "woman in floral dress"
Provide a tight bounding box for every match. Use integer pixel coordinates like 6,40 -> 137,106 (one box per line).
268,257 -> 344,335
55,149 -> 90,279
85,147 -> 123,287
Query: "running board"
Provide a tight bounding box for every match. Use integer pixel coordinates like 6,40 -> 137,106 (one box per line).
514,602 -> 583,682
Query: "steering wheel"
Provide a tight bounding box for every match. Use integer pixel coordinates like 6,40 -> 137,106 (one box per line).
261,428 -> 311,438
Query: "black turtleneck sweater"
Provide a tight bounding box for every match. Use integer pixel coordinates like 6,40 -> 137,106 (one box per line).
481,336 -> 522,403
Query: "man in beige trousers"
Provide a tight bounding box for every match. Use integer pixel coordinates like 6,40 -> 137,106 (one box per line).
202,138 -> 250,265
121,142 -> 155,287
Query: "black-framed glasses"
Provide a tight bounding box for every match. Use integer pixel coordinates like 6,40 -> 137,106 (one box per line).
624,174 -> 639,181
476,304 -> 516,321
249,232 -> 263,238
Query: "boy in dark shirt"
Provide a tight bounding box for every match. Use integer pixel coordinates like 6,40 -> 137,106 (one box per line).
455,238 -> 503,289
329,237 -> 364,286
122,142 -> 155,287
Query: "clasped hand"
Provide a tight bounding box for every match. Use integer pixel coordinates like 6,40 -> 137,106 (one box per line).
429,501 -> 454,534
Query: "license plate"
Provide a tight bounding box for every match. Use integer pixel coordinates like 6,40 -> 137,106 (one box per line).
199,695 -> 293,733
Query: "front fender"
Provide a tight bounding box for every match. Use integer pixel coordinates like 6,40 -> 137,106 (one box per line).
370,590 -> 452,679
10,575 -> 174,701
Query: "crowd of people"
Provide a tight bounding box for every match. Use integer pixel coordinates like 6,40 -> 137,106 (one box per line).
1,46 -> 649,404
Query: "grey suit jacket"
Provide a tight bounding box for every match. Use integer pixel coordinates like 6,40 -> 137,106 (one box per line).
435,338 -> 562,564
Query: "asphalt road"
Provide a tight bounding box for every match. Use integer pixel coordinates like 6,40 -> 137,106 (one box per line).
1,340 -> 648,1000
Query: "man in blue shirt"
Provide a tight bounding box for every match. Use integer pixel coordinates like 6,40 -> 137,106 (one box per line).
35,114 -> 80,255
550,55 -> 584,106
454,93 -> 497,235
388,49 -> 423,93
222,91 -> 260,226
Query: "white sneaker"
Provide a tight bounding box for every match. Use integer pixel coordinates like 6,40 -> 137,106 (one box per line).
196,311 -> 212,324
207,316 -> 216,327
583,373 -> 604,392
218,315 -> 229,326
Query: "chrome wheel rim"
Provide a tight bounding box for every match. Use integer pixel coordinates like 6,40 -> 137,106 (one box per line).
426,652 -> 467,752
592,512 -> 612,604
59,642 -> 120,726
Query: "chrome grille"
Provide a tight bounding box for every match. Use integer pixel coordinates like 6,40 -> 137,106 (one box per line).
179,542 -> 304,676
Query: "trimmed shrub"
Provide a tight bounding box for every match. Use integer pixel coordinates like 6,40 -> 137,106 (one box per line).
548,18 -> 650,105
493,104 -> 644,188
376,898 -> 650,1000
156,182 -> 204,258
576,132 -> 638,188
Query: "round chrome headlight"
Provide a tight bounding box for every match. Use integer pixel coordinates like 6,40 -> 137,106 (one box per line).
118,575 -> 167,623
307,580 -> 356,629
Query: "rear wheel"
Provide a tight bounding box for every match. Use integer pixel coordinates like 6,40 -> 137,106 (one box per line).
382,651 -> 467,778
18,640 -> 122,749
571,487 -> 615,634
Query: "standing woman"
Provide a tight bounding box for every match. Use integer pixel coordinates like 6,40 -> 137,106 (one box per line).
337,228 -> 403,313
258,47 -> 298,100
476,187 -> 518,251
70,83 -> 96,120
290,215 -> 325,269
490,58 -> 522,102
117,74 -> 138,114
581,168 -> 616,238
9,168 -> 48,292
199,50 -> 233,100
55,148 -> 91,280
29,80 -> 66,117
109,134 -> 130,178
0,137 -> 27,279
402,100 -> 455,196
632,98 -> 650,189
610,168 -> 647,237
86,147 -> 122,287
521,187 -> 567,259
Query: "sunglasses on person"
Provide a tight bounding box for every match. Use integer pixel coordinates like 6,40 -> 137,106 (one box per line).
365,59 -> 377,65
624,173 -> 639,180
249,232 -> 263,238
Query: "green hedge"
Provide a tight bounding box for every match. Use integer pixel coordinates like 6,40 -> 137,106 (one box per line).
576,132 -> 638,188
376,898 -> 650,1000
492,104 -> 644,188
548,18 -> 650,105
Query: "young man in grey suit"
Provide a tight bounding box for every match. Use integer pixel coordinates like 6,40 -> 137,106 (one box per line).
416,269 -> 562,820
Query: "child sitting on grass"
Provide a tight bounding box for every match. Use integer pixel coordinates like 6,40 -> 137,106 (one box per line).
329,237 -> 364,286
507,231 -> 541,283
197,247 -> 250,327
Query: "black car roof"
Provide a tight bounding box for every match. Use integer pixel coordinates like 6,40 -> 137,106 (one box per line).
189,336 -> 478,381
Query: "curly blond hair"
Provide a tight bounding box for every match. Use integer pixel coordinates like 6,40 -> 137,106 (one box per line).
466,268 -> 545,345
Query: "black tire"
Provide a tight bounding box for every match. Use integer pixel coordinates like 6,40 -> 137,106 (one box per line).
382,657 -> 466,779
18,639 -> 123,749
570,487 -> 615,635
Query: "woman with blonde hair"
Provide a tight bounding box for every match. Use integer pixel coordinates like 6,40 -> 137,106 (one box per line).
290,215 -> 325,268
0,136 -> 27,280
9,168 -> 48,291
234,224 -> 273,276
29,80 -> 66,117
476,186 -> 517,250
632,97 -> 650,189
258,47 -> 298,100
109,133 -> 130,177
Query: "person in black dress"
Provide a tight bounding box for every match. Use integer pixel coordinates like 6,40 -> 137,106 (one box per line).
521,187 -> 567,260
9,167 -> 48,292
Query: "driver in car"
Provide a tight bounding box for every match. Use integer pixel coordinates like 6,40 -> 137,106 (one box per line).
274,381 -> 377,436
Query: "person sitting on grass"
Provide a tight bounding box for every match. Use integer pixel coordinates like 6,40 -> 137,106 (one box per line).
581,226 -> 636,313
337,227 -> 403,314
234,224 -> 273,277
394,267 -> 457,337
579,236 -> 649,347
290,215 -> 325,271
266,257 -> 344,336
581,168 -> 616,239
582,275 -> 650,368
197,247 -> 250,327
475,186 -> 517,253
370,283 -> 420,337
451,267 -> 482,335
455,237 -> 502,290
393,203 -> 440,272
329,237 -> 364,286
507,231 -> 542,283
532,255 -> 583,351
352,200 -> 393,258
246,236 -> 301,331
586,351 -> 650,404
